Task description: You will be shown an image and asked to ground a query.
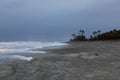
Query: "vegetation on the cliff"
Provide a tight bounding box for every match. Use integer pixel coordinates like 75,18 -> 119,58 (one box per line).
71,29 -> 120,41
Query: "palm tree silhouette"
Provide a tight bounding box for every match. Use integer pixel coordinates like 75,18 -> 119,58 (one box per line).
97,30 -> 101,35
72,34 -> 76,38
79,30 -> 85,36
92,31 -> 97,38
90,35 -> 93,39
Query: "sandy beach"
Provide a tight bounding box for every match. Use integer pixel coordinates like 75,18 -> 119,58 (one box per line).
0,41 -> 120,80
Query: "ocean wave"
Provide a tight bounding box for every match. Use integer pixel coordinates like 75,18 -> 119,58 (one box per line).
0,41 -> 67,62
0,41 -> 67,54
0,55 -> 33,61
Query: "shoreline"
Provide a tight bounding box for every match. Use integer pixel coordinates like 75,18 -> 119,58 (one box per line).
0,41 -> 120,80
0,41 -> 67,63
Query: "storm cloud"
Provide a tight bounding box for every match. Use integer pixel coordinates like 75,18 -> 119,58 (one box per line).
0,0 -> 120,41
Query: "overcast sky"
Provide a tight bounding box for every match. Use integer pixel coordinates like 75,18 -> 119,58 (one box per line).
0,0 -> 120,41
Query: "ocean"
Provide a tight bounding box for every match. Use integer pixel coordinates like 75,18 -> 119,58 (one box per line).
0,41 -> 67,62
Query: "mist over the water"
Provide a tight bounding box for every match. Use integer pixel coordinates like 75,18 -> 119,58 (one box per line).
0,0 -> 120,41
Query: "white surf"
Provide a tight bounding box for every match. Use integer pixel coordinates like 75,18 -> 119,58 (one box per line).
0,41 -> 67,62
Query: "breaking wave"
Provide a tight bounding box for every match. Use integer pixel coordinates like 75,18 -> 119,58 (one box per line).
0,41 -> 67,62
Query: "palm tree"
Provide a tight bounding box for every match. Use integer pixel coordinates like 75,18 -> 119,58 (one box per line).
97,30 -> 101,35
72,34 -> 76,38
78,30 -> 85,36
81,30 -> 85,36
92,31 -> 97,38
78,30 -> 82,36
113,29 -> 117,32
90,35 -> 93,39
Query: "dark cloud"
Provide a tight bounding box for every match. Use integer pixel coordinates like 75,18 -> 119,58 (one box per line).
0,0 -> 120,41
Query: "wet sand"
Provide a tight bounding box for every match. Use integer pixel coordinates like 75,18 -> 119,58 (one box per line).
0,41 -> 120,80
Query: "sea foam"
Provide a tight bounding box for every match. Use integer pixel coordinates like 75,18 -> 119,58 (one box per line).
0,41 -> 66,54
0,41 -> 67,62
0,55 -> 33,61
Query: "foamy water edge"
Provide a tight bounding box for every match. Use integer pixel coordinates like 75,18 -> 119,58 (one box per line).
0,41 -> 67,62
